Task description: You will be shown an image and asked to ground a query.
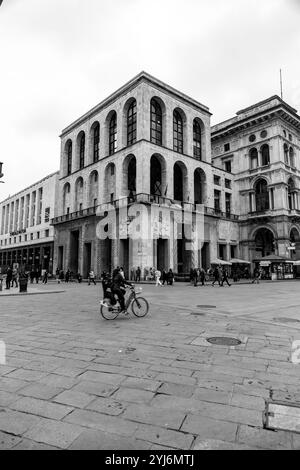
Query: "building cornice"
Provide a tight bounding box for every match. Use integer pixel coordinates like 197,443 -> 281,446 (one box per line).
60,72 -> 212,138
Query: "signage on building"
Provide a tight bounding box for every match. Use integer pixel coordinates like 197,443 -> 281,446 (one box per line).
9,229 -> 26,236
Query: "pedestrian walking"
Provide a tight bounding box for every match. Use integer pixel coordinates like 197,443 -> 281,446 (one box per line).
167,268 -> 174,286
135,266 -> 141,282
56,267 -> 60,283
220,267 -> 231,287
42,270 -> 48,284
120,267 -> 125,279
77,272 -> 82,283
162,269 -> 167,285
30,269 -> 35,284
5,267 -> 12,290
65,269 -> 70,283
88,270 -> 96,285
212,266 -> 220,287
200,267 -> 205,286
11,267 -> 19,288
155,268 -> 162,286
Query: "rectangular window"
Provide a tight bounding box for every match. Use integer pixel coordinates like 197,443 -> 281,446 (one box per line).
19,236 -> 21,242
20,197 -> 25,230
214,190 -> 221,212
45,229 -> 49,237
31,191 -> 36,226
111,165 -> 115,176
214,175 -> 221,185
44,207 -> 50,223
30,233 -> 33,240
110,193 -> 114,202
225,193 -> 231,216
225,160 -> 232,173
225,179 -> 231,189
224,143 -> 230,152
37,188 -> 43,225
219,244 -> 226,260
24,234 -> 27,242
230,245 -> 237,259
93,198 -> 97,207
14,237 -> 16,243
37,232 -> 40,239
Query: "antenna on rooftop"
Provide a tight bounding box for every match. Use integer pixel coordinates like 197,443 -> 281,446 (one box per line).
280,69 -> 283,100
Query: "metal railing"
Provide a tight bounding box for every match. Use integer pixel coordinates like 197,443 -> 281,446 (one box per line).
51,193 -> 239,224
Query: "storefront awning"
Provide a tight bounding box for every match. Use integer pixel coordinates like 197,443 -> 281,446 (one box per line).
254,255 -> 294,263
230,258 -> 251,264
211,259 -> 232,266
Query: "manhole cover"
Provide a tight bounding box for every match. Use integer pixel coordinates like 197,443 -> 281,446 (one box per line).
273,317 -> 300,324
206,337 -> 241,346
190,312 -> 206,316
197,305 -> 216,309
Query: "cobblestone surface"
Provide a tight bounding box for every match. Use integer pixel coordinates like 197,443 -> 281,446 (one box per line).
0,281 -> 300,449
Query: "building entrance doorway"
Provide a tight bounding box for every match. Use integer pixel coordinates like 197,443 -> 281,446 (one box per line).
157,238 -> 168,270
70,230 -> 79,274
83,243 -> 92,277
120,239 -> 129,278
254,228 -> 275,257
58,246 -> 64,270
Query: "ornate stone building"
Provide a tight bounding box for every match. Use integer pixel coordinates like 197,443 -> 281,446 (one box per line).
211,95 -> 300,264
51,72 -> 238,277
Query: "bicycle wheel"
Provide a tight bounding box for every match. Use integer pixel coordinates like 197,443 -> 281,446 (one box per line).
131,297 -> 149,317
100,303 -> 119,320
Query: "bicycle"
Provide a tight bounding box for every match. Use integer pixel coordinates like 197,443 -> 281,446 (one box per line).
100,285 -> 149,320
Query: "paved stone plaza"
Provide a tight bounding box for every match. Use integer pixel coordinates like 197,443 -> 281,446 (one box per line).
1,280 -> 300,450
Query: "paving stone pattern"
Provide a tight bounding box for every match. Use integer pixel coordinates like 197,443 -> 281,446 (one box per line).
0,281 -> 300,449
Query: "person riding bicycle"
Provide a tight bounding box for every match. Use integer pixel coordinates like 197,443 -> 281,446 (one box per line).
112,267 -> 133,313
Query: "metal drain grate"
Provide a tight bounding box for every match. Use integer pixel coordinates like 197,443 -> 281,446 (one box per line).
206,337 -> 241,346
190,312 -> 206,316
265,401 -> 300,433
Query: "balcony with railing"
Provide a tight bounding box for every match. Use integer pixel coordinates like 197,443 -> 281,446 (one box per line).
51,193 -> 239,225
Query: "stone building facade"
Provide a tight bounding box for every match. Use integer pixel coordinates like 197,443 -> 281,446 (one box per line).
52,72 -> 238,278
0,172 -> 59,273
211,95 -> 300,264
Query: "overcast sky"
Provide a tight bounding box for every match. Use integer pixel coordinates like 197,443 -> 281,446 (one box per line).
0,0 -> 300,198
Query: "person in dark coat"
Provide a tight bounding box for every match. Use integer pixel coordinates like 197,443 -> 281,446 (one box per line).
5,267 -> 12,290
220,267 -> 231,287
162,269 -> 167,285
112,268 -> 132,313
212,266 -> 220,287
200,267 -> 205,286
135,267 -> 141,282
167,269 -> 174,286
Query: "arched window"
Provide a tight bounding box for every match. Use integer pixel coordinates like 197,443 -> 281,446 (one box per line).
288,178 -> 296,210
127,100 -> 137,146
63,183 -> 71,214
261,144 -> 270,166
93,123 -> 100,162
284,143 -> 289,164
193,120 -> 202,160
150,99 -> 162,145
66,141 -> 72,175
109,112 -> 117,155
250,148 -> 258,169
89,171 -> 98,207
289,147 -> 295,167
255,179 -> 269,212
173,110 -> 183,154
79,133 -> 85,169
75,178 -> 84,211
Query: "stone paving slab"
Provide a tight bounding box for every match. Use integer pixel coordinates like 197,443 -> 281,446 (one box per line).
1,282 -> 300,449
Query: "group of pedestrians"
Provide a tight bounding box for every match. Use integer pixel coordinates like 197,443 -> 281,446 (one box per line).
211,265 -> 231,287
154,268 -> 174,286
190,267 -> 206,287
3,266 -> 19,289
